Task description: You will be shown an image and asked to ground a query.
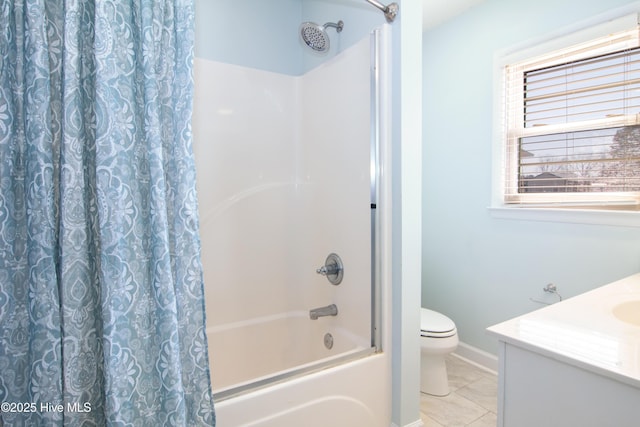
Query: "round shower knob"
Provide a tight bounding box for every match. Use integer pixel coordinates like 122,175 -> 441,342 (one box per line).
316,253 -> 344,285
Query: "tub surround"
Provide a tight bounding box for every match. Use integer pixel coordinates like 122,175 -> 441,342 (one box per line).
193,26 -> 393,426
207,311 -> 370,396
488,273 -> 640,426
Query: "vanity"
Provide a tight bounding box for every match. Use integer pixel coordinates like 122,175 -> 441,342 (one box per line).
487,273 -> 640,427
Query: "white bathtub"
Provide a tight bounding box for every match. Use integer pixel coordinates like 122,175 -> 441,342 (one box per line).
207,311 -> 389,426
213,351 -> 389,427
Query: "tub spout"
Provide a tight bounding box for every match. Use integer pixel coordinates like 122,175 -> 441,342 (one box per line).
309,304 -> 338,320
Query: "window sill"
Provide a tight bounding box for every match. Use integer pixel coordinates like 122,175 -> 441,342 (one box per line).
488,206 -> 640,228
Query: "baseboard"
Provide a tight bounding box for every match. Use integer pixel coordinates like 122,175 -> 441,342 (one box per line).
453,341 -> 499,375
390,420 -> 424,427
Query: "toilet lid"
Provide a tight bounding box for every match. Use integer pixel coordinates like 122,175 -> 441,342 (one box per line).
420,308 -> 456,337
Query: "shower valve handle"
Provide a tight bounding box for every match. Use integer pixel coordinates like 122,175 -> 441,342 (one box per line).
316,265 -> 339,276
315,253 -> 343,286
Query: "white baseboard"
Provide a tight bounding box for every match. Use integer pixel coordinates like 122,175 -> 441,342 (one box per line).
390,420 -> 424,427
453,341 -> 499,375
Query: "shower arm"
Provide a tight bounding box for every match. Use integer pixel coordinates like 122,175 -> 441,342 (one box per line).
324,21 -> 344,33
365,0 -> 398,23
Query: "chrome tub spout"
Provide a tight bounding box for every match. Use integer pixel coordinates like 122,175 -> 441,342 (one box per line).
309,304 -> 338,320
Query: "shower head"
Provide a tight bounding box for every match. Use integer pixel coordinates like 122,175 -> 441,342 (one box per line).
299,20 -> 344,53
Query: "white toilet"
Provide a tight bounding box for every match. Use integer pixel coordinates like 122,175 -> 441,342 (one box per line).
420,307 -> 459,396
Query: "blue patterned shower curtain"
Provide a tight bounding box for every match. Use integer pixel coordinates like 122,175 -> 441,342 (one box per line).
0,1 -> 215,425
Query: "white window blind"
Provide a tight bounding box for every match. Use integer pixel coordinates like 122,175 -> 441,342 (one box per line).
503,25 -> 640,208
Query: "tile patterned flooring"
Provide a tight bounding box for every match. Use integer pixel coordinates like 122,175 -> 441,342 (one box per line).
420,354 -> 498,427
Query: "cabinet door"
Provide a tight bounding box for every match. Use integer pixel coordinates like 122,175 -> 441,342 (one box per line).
500,344 -> 640,427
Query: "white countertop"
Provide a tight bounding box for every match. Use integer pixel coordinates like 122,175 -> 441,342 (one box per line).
487,273 -> 640,389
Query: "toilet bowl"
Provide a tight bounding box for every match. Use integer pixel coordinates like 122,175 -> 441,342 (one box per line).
420,308 -> 458,396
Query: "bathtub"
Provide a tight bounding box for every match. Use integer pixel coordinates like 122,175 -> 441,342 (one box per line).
213,354 -> 389,427
207,312 -> 389,426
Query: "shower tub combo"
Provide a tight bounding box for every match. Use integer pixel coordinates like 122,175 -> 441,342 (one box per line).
193,15 -> 392,427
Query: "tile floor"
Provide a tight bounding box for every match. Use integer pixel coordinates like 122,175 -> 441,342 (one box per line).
420,354 -> 498,427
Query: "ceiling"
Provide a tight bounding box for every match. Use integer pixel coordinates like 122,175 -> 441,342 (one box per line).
422,0 -> 486,29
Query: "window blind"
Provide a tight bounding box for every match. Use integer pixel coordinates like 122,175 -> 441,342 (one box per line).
504,26 -> 640,207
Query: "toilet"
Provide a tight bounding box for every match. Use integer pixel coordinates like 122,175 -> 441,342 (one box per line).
420,307 -> 459,396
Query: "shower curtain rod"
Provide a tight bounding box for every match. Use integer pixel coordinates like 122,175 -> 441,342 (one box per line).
365,0 -> 398,23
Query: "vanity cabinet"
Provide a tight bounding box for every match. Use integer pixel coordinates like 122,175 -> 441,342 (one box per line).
488,273 -> 640,427
495,341 -> 640,427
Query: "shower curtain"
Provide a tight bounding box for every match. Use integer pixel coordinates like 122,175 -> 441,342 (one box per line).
0,1 -> 215,425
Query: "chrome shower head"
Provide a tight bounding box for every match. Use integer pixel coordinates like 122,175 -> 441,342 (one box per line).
299,20 -> 344,53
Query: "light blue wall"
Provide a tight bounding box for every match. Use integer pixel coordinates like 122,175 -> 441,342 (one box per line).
194,0 -> 383,75
300,0 -> 383,72
194,0 -> 302,74
422,0 -> 640,356
392,2 -> 423,425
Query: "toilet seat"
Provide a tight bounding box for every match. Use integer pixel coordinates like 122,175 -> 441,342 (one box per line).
421,308 -> 456,338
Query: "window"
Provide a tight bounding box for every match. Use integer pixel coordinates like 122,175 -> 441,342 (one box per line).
501,19 -> 640,210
